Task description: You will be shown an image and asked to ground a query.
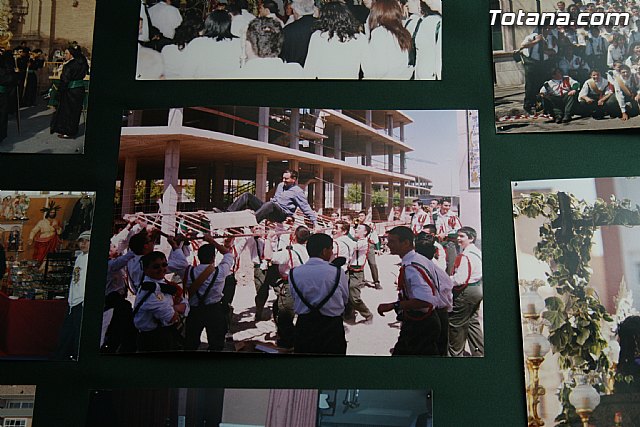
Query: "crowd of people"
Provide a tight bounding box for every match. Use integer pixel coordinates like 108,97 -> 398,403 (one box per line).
519,1 -> 640,123
101,170 -> 483,357
137,0 -> 441,79
0,41 -> 89,142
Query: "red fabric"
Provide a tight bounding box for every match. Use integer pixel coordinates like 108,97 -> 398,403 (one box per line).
0,292 -> 67,357
32,234 -> 59,263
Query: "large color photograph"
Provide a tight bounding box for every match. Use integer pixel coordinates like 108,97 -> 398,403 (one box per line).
136,0 -> 442,80
101,107 -> 482,356
0,191 -> 95,361
86,388 -> 433,427
0,0 -> 95,153
513,177 -> 640,426
492,0 -> 640,133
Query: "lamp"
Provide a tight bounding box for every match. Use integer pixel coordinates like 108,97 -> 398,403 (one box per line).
520,279 -> 550,427
569,374 -> 600,427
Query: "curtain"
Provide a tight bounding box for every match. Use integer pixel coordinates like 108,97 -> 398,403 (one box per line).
265,389 -> 318,427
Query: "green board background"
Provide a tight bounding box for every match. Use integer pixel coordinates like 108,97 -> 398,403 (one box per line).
5,0 -> 637,424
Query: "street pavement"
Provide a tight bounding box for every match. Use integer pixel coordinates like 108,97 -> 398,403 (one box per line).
0,103 -> 85,154
494,84 -> 640,133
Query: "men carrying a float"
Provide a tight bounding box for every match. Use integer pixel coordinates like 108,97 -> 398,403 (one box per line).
173,235 -> 233,351
289,233 -> 349,354
378,226 -> 453,356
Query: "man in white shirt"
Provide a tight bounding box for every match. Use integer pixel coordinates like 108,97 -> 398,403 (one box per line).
539,68 -> 580,123
289,233 -> 349,354
148,0 -> 183,39
378,226 -> 453,356
449,226 -> 483,357
55,230 -> 91,360
577,69 -> 614,118
609,64 -> 640,120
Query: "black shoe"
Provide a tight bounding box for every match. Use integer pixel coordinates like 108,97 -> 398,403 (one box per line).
555,116 -> 563,124
563,116 -> 571,123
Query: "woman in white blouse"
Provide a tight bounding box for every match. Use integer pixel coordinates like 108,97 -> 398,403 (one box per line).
181,10 -> 242,78
404,0 -> 441,80
160,11 -> 202,79
304,2 -> 366,79
361,0 -> 413,79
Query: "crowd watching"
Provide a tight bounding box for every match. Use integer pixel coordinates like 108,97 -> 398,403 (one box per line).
137,0 -> 442,79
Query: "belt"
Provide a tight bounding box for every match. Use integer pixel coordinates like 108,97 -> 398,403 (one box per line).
68,80 -> 85,89
348,265 -> 363,270
468,280 -> 482,287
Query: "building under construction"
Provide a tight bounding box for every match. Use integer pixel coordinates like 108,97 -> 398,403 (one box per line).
116,107 -> 429,220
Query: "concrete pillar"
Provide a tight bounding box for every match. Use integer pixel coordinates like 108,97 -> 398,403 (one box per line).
163,140 -> 180,192
385,113 -> 393,137
168,108 -> 184,129
365,141 -> 372,166
388,146 -> 394,173
400,151 -> 406,174
334,169 -> 342,211
289,108 -> 300,150
365,110 -> 372,127
121,157 -> 137,215
258,107 -> 270,143
256,155 -> 268,201
213,161 -> 225,208
314,136 -> 324,156
127,110 -> 143,127
400,122 -> 405,142
314,165 -> 324,213
388,181 -> 394,212
364,175 -> 372,210
194,164 -> 212,209
334,124 -> 342,160
288,159 -> 299,174
400,181 -> 406,208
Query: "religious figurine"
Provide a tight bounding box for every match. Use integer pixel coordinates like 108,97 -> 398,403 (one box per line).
28,201 -> 62,263
14,194 -> 30,220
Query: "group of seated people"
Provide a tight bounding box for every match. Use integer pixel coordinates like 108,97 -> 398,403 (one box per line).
137,0 -> 441,79
520,1 -> 640,122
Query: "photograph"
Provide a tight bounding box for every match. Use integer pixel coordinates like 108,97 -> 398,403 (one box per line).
492,0 -> 640,133
100,107 -> 482,356
0,190 -> 95,360
0,0 -> 95,153
0,385 -> 37,427
513,177 -> 640,426
86,387 -> 433,427
136,0 -> 441,80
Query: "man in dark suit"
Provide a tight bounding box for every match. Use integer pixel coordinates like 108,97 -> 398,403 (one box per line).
280,0 -> 316,66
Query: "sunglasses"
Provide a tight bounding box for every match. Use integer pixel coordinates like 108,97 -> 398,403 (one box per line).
149,262 -> 168,269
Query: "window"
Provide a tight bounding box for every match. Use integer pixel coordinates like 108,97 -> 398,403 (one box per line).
4,419 -> 28,427
6,401 -> 34,409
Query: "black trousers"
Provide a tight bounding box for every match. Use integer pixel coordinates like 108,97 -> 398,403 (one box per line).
184,302 -> 227,351
294,312 -> 346,355
227,192 -> 288,223
54,303 -> 83,360
137,325 -> 180,352
392,312 -> 441,356
101,292 -> 137,354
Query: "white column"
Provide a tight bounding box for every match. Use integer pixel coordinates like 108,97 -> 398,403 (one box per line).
256,155 -> 268,201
